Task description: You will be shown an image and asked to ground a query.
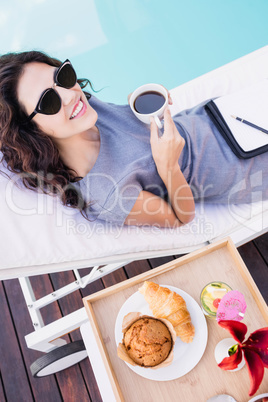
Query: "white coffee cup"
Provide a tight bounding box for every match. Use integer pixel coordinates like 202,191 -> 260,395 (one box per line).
129,83 -> 169,129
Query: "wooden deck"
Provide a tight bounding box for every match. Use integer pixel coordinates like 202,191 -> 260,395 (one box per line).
0,234 -> 267,402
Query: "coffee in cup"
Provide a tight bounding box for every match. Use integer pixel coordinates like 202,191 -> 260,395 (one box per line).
129,83 -> 168,128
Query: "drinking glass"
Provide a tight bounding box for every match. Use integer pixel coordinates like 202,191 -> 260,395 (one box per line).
200,281 -> 232,319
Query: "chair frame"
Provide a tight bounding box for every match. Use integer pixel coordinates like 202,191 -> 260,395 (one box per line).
19,209 -> 267,355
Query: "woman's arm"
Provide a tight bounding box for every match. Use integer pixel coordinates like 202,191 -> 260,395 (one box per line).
124,108 -> 195,227
150,108 -> 195,224
124,190 -> 183,227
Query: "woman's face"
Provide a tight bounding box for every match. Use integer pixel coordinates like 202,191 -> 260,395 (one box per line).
17,61 -> 98,142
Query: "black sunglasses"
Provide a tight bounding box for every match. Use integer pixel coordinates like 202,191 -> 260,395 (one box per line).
27,59 -> 77,121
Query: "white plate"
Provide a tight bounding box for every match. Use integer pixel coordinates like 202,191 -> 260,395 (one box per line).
115,285 -> 208,381
248,394 -> 268,402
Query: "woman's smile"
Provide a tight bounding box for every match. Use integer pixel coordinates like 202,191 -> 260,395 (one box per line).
70,99 -> 87,119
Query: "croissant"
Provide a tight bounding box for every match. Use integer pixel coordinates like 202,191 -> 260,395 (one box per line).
139,281 -> 195,343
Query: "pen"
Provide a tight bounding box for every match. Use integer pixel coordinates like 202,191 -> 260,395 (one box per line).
231,115 -> 268,135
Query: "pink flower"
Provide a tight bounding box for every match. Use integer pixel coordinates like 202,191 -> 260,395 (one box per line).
218,320 -> 268,396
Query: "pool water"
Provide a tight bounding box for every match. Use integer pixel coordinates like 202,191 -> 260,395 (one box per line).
1,0 -> 268,104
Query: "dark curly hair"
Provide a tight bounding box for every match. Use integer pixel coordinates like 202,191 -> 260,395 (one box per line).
0,50 -> 94,218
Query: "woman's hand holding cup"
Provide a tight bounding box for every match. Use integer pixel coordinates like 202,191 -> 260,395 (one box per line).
150,107 -> 185,181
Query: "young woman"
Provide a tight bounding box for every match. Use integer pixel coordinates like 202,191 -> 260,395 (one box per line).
0,51 -> 267,227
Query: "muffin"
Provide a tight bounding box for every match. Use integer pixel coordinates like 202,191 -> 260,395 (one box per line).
124,316 -> 172,367
117,312 -> 176,369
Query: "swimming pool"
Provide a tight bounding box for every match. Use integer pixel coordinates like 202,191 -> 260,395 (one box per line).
1,0 -> 268,103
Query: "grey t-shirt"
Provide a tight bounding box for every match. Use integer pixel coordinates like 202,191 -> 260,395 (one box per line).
75,96 -> 267,225
75,96 -> 170,225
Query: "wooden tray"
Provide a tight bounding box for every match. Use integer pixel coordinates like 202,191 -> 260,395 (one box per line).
83,238 -> 268,402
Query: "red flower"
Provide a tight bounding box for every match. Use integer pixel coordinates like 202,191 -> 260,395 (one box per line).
218,320 -> 268,396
